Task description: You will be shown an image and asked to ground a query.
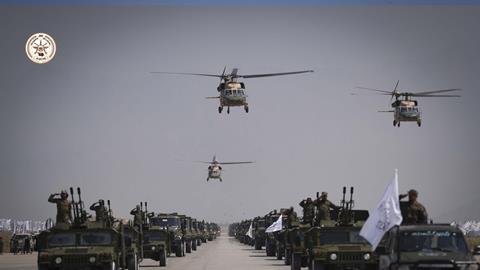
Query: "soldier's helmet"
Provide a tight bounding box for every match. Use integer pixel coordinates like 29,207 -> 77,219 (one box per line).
408,189 -> 418,198
320,192 -> 328,198
60,190 -> 68,199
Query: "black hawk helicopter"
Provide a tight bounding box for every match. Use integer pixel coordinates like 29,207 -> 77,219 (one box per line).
198,155 -> 254,182
151,67 -> 313,114
354,80 -> 461,127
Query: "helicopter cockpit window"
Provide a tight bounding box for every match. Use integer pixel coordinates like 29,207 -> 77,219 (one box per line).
226,90 -> 232,95
232,90 -> 237,96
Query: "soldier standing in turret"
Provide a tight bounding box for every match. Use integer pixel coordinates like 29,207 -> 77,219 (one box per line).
48,190 -> 72,224
90,200 -> 108,222
299,197 -> 315,225
130,205 -> 143,227
314,192 -> 341,222
399,189 -> 428,224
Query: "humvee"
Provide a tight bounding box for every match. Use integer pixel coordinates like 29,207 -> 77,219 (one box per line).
155,213 -> 185,257
377,224 -> 479,270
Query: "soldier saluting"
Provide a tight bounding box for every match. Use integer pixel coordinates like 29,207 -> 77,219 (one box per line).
314,192 -> 341,222
48,190 -> 72,224
399,189 -> 428,225
299,197 -> 315,225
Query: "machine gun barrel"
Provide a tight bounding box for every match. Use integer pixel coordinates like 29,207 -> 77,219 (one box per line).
70,187 -> 78,220
342,186 -> 347,209
349,187 -> 354,211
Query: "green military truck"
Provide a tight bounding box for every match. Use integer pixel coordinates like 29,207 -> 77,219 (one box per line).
155,213 -> 185,257
377,224 -> 479,270
253,216 -> 267,250
264,210 -> 282,257
143,216 -> 170,267
37,188 -> 141,270
179,215 -> 195,253
192,219 -> 203,248
305,187 -> 376,270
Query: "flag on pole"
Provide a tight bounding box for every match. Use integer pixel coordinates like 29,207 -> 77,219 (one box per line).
266,215 -> 283,233
246,222 -> 253,238
360,169 -> 403,250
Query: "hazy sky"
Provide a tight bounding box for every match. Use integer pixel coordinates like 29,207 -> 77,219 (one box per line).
0,5 -> 479,224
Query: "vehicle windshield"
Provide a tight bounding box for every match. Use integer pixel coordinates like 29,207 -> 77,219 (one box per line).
79,232 -> 112,246
151,217 -> 180,227
144,231 -> 168,243
48,233 -> 76,247
399,230 -> 468,252
320,230 -> 369,244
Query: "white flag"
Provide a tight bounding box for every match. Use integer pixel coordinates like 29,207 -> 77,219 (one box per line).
266,215 -> 283,233
360,169 -> 403,249
246,222 -> 253,238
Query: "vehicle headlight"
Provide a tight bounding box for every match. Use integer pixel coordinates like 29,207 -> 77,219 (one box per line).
151,246 -> 156,251
89,256 -> 96,263
363,253 -> 371,260
330,253 -> 337,261
398,264 -> 410,270
55,257 -> 62,264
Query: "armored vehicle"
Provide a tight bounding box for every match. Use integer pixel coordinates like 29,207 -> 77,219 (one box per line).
305,187 -> 377,270
155,213 -> 185,257
179,215 -> 195,253
10,233 -> 33,254
264,210 -> 282,257
192,219 -> 203,248
37,188 -> 141,270
377,224 -> 479,270
141,205 -> 168,267
252,216 -> 267,250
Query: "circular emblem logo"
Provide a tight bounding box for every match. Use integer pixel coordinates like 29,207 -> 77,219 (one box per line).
25,33 -> 56,64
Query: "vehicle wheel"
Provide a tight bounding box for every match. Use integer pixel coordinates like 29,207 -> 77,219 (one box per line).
159,250 -> 167,267
104,261 -> 116,270
127,254 -> 138,270
276,245 -> 283,260
291,253 -> 301,270
197,239 -> 202,246
186,240 -> 192,253
182,242 -> 186,256
312,260 -> 325,270
254,239 -> 262,250
202,238 -> 207,243
192,240 -> 197,251
175,243 -> 183,257
218,106 -> 222,113
284,248 -> 291,265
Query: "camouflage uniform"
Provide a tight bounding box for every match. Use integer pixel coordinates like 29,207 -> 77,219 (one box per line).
314,192 -> 340,222
130,206 -> 143,226
400,189 -> 428,225
299,198 -> 315,225
48,192 -> 72,224
90,200 -> 108,222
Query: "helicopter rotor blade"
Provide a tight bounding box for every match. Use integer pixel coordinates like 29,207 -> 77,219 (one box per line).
218,161 -> 254,165
355,87 -> 393,94
205,96 -> 220,99
150,71 -> 223,78
238,70 -> 313,79
411,88 -> 462,96
409,94 -> 462,98
220,66 -> 226,83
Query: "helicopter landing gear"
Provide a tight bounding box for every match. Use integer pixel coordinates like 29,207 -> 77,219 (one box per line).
393,120 -> 397,127
218,106 -> 223,114
244,105 -> 249,113
397,122 -> 400,127
417,120 -> 422,127
227,107 -> 230,114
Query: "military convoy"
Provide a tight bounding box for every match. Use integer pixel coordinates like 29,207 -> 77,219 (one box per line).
37,187 -> 220,270
231,187 -> 479,270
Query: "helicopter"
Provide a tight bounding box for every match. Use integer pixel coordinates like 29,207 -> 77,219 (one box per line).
198,155 -> 254,182
354,80 -> 461,127
151,67 -> 313,114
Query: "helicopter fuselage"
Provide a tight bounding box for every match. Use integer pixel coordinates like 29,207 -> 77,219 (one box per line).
217,81 -> 248,113
207,164 -> 222,181
392,100 -> 421,127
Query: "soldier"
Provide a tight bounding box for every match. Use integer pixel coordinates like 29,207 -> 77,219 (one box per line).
48,190 -> 72,224
399,189 -> 428,225
130,205 -> 143,227
314,192 -> 341,222
299,197 -> 315,225
284,207 -> 298,227
89,200 -> 107,222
